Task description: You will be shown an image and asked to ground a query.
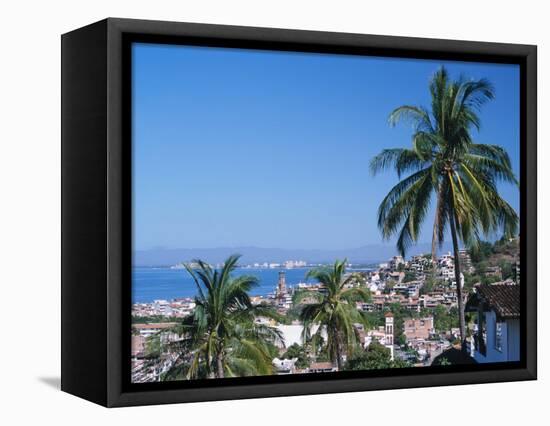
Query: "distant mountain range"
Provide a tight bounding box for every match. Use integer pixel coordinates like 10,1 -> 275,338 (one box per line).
133,242 -> 452,267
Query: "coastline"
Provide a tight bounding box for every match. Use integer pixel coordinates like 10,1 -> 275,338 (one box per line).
132,265 -> 374,303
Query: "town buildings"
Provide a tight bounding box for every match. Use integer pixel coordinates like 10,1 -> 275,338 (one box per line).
132,298 -> 196,318
131,322 -> 181,383
388,255 -> 405,271
409,254 -> 434,275
275,271 -> 293,310
403,316 -> 435,341
283,260 -> 307,269
308,362 -> 337,373
131,246 -> 520,381
458,249 -> 475,274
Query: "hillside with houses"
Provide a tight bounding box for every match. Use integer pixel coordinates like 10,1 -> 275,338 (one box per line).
130,237 -> 520,382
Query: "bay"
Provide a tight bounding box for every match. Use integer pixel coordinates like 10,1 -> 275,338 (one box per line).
132,267 -> 314,303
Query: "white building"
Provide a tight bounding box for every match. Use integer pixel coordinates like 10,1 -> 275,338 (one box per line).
276,324 -> 323,348
283,260 -> 307,269
272,357 -> 298,374
438,252 -> 455,281
389,255 -> 405,271
465,281 -> 520,363
152,299 -> 172,316
363,313 -> 394,361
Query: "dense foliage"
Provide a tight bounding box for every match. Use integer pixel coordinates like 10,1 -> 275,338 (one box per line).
281,343 -> 310,369
173,254 -> 283,379
295,260 -> 371,370
345,342 -> 410,370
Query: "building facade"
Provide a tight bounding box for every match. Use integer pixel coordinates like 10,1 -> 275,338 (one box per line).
466,281 -> 520,363
403,316 -> 435,341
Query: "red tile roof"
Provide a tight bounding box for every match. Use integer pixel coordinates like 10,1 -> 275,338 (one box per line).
309,362 -> 334,370
467,281 -> 520,319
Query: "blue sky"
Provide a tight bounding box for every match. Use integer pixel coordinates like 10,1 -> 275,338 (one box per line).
132,43 -> 520,252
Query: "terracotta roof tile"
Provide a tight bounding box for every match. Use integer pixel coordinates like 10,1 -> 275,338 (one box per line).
476,281 -> 520,319
309,362 -> 334,370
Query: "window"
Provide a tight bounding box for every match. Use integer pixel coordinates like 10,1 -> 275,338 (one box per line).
495,321 -> 503,352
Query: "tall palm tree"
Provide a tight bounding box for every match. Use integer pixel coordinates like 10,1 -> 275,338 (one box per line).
177,254 -> 283,379
370,67 -> 518,348
295,259 -> 370,370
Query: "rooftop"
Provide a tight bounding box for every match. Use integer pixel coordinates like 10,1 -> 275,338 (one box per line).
466,280 -> 520,319
309,362 -> 334,370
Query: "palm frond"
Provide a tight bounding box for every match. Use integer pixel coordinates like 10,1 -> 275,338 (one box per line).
388,105 -> 434,133
370,148 -> 427,178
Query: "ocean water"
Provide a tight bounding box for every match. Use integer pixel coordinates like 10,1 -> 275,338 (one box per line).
132,267 -> 314,303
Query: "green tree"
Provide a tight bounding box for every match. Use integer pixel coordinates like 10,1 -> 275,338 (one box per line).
178,254 -> 283,379
462,272 -> 478,293
145,334 -> 162,359
362,311 -> 385,329
345,341 -> 410,370
384,278 -> 396,293
281,343 -> 310,369
420,275 -> 436,295
370,67 -> 518,348
132,315 -> 169,324
295,259 -> 370,370
481,274 -> 499,286
396,333 -> 407,347
403,271 -> 417,283
469,240 -> 493,263
498,259 -> 514,280
433,305 -> 450,333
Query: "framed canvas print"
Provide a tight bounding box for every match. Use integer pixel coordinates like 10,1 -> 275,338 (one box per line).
61,18 -> 537,407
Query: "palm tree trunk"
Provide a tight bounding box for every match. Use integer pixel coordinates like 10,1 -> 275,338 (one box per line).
216,352 -> 225,379
330,327 -> 343,371
336,343 -> 343,371
432,186 -> 443,262
448,211 -> 466,350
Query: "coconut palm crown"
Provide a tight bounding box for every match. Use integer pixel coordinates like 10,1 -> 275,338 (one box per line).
370,66 -> 518,347
295,259 -> 370,370
177,254 -> 283,379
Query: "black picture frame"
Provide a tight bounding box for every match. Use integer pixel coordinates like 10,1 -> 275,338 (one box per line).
61,17 -> 537,407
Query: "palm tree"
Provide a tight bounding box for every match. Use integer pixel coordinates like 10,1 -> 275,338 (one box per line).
295,259 -> 370,370
370,67 -> 518,348
177,254 -> 283,379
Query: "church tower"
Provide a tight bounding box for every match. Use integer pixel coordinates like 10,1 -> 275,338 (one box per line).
277,271 -> 287,296
384,312 -> 395,361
